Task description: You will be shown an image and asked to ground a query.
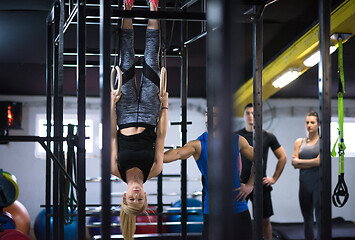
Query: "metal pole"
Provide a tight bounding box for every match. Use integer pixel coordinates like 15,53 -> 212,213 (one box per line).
206,0 -> 242,239
157,172 -> 163,234
252,5 -> 263,240
100,0 -> 112,239
180,18 -> 188,240
318,0 -> 332,239
46,12 -> 53,240
53,2 -> 60,239
77,0 -> 87,239
58,1 -> 65,239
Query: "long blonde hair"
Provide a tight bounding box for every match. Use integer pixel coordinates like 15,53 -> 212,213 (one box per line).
120,196 -> 148,240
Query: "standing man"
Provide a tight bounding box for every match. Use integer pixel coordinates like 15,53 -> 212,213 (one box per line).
236,103 -> 287,240
164,108 -> 255,240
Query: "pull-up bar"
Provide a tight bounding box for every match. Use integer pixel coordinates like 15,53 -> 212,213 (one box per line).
0,135 -> 78,190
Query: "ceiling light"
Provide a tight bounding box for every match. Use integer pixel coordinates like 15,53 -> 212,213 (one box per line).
303,46 -> 337,67
272,69 -> 301,88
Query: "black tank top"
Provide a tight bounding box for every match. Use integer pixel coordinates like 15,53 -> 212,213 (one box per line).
117,125 -> 156,183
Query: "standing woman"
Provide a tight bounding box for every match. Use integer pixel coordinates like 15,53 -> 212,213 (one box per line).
292,111 -> 320,240
110,1 -> 168,239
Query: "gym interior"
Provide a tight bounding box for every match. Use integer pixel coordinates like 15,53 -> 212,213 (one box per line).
1,0 -> 355,240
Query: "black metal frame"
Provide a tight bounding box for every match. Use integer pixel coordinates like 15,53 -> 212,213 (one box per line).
46,0 -> 88,239
318,0 -> 332,239
252,4 -> 263,240
100,0 -> 112,239
0,0 -> 332,239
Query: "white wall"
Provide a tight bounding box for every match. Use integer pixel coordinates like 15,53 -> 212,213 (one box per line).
235,98 -> 355,223
1,95 -> 354,230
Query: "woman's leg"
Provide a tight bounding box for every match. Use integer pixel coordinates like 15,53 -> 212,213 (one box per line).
116,4 -> 138,126
137,1 -> 161,126
144,1 -> 160,74
313,181 -> 321,240
299,180 -> 315,240
120,4 -> 135,72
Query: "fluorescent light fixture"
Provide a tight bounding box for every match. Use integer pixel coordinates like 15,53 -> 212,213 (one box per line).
303,46 -> 337,67
272,69 -> 301,88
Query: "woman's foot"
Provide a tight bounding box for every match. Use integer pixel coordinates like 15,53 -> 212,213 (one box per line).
148,0 -> 159,11
125,0 -> 134,8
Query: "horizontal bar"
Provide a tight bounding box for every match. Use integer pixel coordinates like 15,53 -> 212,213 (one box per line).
41,203 -> 173,208
93,233 -> 203,240
85,175 -> 200,182
63,63 -> 143,68
0,135 -> 68,142
87,221 -> 204,228
169,121 -> 192,125
63,49 -> 181,57
111,192 -> 202,197
86,8 -> 206,21
76,1 -> 178,9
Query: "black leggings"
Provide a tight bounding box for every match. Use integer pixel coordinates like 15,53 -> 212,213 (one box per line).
202,210 -> 252,240
299,168 -> 320,240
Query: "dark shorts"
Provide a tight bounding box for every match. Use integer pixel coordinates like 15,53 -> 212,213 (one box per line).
202,210 -> 252,240
246,185 -> 274,219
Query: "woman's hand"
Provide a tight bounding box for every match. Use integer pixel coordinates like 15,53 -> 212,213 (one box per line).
292,157 -> 301,168
159,92 -> 168,108
111,90 -> 122,107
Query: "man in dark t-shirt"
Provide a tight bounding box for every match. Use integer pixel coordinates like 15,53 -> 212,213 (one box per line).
236,103 -> 287,240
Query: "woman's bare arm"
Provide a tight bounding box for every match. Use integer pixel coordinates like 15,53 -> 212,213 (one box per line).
148,92 -> 168,179
292,138 -> 320,169
111,91 -> 121,178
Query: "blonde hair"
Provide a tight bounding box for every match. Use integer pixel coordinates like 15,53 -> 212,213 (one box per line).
120,196 -> 148,240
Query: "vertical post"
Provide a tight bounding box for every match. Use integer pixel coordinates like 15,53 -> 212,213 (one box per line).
180,18 -> 188,240
56,1 -> 65,239
77,0 -> 87,239
157,172 -> 163,234
318,0 -> 332,239
100,0 -> 112,239
201,0 -> 206,32
252,6 -> 263,240
46,10 -> 53,240
59,2 -> 65,239
52,2 -> 61,239
207,0 -> 242,239
157,1 -> 166,233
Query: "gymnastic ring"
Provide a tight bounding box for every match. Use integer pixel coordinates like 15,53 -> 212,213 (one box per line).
0,171 -> 19,208
160,67 -> 167,97
110,66 -> 122,95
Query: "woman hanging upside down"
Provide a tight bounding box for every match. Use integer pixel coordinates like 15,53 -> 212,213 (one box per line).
110,0 -> 167,239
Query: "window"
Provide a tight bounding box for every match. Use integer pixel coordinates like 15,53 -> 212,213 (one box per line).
35,114 -> 94,159
331,118 -> 355,157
